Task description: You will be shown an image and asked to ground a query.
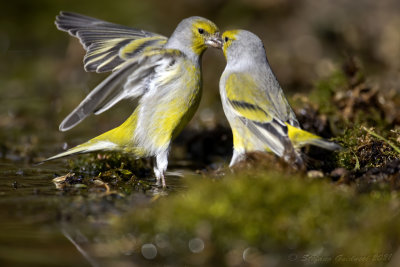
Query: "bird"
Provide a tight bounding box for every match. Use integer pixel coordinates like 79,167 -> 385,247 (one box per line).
44,12 -> 222,187
219,29 -> 340,167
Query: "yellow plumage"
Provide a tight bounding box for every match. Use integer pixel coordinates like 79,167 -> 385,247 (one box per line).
219,30 -> 340,166
44,12 -> 222,187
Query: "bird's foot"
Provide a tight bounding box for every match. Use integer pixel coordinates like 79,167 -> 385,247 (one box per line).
155,173 -> 167,189
161,175 -> 166,188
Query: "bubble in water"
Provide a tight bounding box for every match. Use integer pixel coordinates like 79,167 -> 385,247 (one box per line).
141,243 -> 157,260
188,238 -> 204,253
243,247 -> 259,263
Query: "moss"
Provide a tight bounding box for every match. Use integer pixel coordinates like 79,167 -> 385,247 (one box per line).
110,165 -> 399,266
287,59 -> 400,194
293,57 -> 400,138
309,69 -> 347,115
334,126 -> 400,170
52,152 -> 155,194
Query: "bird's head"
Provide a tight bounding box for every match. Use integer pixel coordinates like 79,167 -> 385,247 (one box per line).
222,30 -> 267,65
170,17 -> 222,56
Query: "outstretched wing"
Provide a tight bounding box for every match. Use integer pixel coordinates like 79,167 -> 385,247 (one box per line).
55,11 -> 168,73
224,72 -> 295,156
59,49 -> 184,131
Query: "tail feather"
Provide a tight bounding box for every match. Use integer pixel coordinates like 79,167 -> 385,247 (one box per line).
41,140 -> 118,164
42,110 -> 140,164
303,138 -> 341,151
244,118 -> 286,157
286,123 -> 341,151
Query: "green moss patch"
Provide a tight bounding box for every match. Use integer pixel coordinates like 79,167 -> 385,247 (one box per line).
108,164 -> 399,266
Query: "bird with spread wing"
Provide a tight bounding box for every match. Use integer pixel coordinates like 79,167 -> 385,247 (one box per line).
44,12 -> 222,187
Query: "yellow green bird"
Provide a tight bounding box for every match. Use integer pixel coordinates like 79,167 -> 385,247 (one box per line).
45,12 -> 222,187
219,30 -> 340,167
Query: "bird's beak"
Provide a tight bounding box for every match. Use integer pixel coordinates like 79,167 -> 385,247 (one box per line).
205,33 -> 223,49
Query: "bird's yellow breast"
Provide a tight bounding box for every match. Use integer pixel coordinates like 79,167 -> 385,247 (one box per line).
147,60 -> 202,149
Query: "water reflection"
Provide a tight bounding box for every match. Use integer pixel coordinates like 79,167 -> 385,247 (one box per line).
0,156 -> 192,266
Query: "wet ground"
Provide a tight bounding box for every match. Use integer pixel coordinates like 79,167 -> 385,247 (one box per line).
0,157 -> 187,266
0,160 -> 87,266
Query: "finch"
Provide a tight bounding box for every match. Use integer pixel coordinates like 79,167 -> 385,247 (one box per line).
45,12 -> 222,187
219,30 -> 340,167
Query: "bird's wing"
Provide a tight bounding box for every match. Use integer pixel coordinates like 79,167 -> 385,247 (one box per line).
59,49 -> 183,131
267,81 -> 300,127
55,11 -> 168,73
224,72 -> 293,156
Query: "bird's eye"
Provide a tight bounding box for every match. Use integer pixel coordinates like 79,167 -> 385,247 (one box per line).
224,37 -> 229,42
198,28 -> 204,34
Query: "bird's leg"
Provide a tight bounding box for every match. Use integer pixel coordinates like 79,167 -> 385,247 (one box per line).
153,160 -> 161,181
154,150 -> 169,188
229,149 -> 245,167
160,172 -> 166,188
282,142 -> 304,170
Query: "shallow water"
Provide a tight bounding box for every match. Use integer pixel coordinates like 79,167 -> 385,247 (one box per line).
0,159 -> 85,266
0,156 -> 188,266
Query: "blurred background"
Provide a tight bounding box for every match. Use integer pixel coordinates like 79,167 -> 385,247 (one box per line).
1,0 -> 400,159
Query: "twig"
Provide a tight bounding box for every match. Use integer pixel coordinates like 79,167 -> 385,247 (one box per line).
352,152 -> 360,170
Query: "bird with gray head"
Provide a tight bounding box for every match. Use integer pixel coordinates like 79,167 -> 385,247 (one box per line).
219,29 -> 340,167
43,12 -> 222,187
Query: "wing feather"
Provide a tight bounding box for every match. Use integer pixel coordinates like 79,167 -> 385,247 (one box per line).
225,72 -> 295,156
59,49 -> 183,131
55,11 -> 168,73
224,72 -> 338,157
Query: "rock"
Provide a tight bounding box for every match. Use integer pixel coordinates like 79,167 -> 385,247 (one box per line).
330,168 -> 349,181
307,170 -> 324,178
